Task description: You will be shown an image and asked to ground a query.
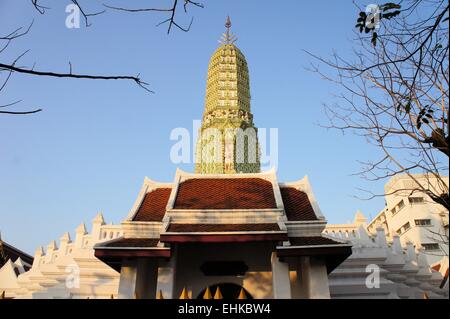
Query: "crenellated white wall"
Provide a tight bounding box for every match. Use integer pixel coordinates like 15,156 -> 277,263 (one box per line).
325,211 -> 448,299
5,213 -> 122,299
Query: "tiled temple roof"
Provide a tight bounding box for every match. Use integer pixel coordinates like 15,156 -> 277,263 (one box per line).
280,187 -> 318,221
0,241 -> 33,265
133,188 -> 172,222
128,174 -> 322,223
173,178 -> 277,210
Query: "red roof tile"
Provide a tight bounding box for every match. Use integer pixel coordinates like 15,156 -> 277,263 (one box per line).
173,178 -> 277,210
133,188 -> 172,222
280,187 -> 318,221
289,236 -> 345,246
101,238 -> 160,248
166,223 -> 281,232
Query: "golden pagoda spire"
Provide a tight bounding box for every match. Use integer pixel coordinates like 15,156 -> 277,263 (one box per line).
195,16 -> 261,174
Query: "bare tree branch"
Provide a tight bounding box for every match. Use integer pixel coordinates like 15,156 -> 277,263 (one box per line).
308,0 -> 449,210
104,0 -> 204,34
0,62 -> 152,92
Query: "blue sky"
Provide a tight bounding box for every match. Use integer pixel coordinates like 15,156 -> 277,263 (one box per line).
0,0 -> 388,254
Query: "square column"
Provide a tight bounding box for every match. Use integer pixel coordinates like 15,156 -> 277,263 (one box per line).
157,246 -> 177,299
271,252 -> 292,299
118,258 -> 159,299
296,256 -> 330,299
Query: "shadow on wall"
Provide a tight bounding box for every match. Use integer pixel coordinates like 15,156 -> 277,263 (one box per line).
243,271 -> 273,299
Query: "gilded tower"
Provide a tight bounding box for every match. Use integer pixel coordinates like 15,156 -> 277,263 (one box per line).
195,17 -> 261,174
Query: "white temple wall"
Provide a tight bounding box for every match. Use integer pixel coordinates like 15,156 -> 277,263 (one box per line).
325,212 -> 448,299
1,205 -> 448,299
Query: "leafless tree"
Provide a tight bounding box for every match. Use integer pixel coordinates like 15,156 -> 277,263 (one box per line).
1,1 -> 204,115
307,0 -> 449,211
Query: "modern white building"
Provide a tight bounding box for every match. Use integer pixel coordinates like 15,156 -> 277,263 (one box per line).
366,174 -> 449,265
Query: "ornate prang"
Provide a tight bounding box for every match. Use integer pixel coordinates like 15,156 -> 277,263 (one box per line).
196,17 -> 260,174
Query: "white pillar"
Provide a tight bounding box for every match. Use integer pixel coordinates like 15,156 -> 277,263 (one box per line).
297,256 -> 330,299
118,259 -> 137,299
118,258 -> 158,299
161,246 -> 177,299
271,252 -> 291,299
136,259 -> 158,299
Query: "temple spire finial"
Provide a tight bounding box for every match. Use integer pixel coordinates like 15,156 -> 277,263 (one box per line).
220,15 -> 237,44
225,15 -> 232,29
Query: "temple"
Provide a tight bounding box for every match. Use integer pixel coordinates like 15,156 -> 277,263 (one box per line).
93,19 -> 351,298
94,169 -> 351,299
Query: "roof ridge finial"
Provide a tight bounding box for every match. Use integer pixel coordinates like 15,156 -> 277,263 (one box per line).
225,15 -> 232,30
220,15 -> 237,45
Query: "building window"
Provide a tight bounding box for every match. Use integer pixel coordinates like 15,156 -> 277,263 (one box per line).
415,219 -> 432,226
391,200 -> 405,216
422,243 -> 440,251
397,222 -> 411,235
409,197 -> 424,204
